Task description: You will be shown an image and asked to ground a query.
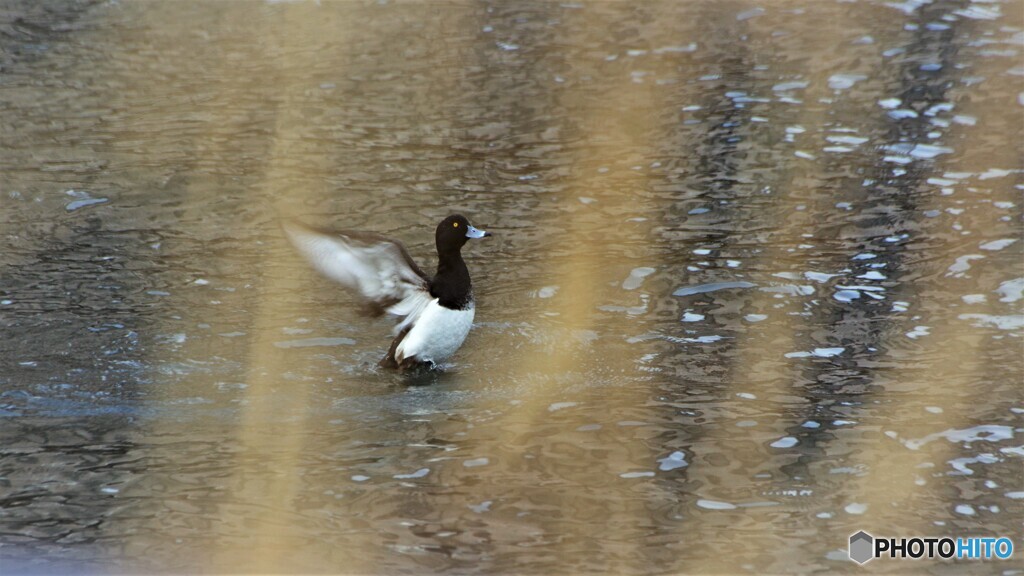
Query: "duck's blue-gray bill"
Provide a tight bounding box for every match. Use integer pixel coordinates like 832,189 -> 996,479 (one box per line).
466,225 -> 491,238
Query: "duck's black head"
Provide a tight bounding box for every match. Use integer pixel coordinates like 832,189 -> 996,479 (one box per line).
436,214 -> 491,255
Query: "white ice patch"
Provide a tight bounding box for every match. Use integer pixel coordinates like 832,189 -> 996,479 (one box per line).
834,290 -> 861,302
534,285 -> 559,299
826,135 -> 869,146
844,503 -> 868,515
828,73 -> 867,90
958,314 -> 1024,331
65,189 -> 109,212
882,143 -> 954,160
996,278 -> 1024,302
393,468 -> 430,479
954,5 -> 1000,20
954,504 -> 976,516
658,451 -> 689,471
622,267 -> 657,290
786,347 -> 844,359
946,254 -> 984,277
805,271 -> 842,283
948,453 -> 1000,475
894,425 -> 1014,451
771,437 -> 799,448
979,168 -> 1017,180
620,471 -> 655,479
697,499 -> 737,510
653,43 -> 697,54
906,326 -> 930,339
980,239 -> 1017,251
773,80 -> 809,92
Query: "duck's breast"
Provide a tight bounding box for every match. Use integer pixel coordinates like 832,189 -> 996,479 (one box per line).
396,299 -> 475,364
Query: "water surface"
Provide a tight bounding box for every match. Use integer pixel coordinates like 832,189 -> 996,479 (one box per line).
1,0 -> 1022,573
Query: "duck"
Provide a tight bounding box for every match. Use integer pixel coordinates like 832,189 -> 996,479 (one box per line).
282,214 -> 491,370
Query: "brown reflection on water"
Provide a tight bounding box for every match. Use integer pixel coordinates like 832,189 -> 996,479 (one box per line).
120,3 -> 352,572
209,13 -> 314,575
480,5 -> 670,573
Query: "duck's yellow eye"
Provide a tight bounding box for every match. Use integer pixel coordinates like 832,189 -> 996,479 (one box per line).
453,222 -> 459,228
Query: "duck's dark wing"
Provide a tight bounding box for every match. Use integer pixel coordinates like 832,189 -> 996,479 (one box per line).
282,221 -> 431,320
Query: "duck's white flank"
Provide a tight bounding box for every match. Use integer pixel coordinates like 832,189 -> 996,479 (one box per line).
396,299 -> 475,365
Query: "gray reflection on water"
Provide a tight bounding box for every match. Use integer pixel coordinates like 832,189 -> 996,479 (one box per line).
1,0 -> 1021,574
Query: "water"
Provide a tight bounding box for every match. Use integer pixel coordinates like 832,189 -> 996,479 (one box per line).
1,0 -> 1022,573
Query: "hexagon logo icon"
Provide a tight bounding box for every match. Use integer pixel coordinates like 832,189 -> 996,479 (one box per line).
849,531 -> 874,564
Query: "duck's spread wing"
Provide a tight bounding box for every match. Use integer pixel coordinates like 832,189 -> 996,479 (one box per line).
283,221 -> 430,318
